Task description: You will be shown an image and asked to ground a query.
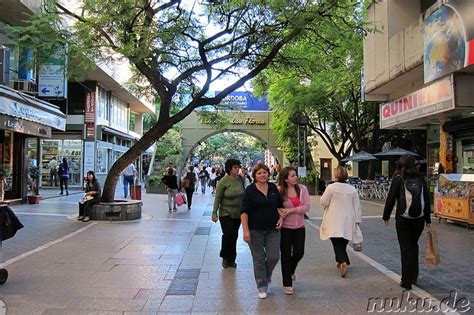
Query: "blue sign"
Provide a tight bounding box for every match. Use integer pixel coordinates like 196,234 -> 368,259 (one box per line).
216,91 -> 269,111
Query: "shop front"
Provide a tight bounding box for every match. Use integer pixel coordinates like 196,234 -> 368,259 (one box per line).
0,85 -> 66,202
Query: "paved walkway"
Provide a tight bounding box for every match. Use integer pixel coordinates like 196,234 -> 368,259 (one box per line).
0,189 -> 472,314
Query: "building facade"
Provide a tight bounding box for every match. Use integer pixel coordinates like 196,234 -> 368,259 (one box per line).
363,0 -> 474,176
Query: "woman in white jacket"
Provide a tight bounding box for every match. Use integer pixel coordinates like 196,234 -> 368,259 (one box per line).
320,166 -> 362,277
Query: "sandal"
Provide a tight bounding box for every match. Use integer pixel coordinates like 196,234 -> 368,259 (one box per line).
77,216 -> 84,221
82,217 -> 90,222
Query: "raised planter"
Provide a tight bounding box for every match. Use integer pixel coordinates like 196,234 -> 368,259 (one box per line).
91,200 -> 142,221
146,181 -> 166,194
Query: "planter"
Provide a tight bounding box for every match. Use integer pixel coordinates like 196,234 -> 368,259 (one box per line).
146,181 -> 166,194
27,195 -> 41,204
91,200 -> 142,221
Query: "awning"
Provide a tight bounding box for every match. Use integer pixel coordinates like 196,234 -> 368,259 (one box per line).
0,85 -> 66,130
101,125 -> 137,141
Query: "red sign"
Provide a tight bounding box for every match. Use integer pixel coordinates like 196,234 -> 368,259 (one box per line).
86,122 -> 95,139
85,92 -> 96,123
380,76 -> 454,129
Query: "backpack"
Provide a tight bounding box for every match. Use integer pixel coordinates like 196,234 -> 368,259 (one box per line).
401,176 -> 424,218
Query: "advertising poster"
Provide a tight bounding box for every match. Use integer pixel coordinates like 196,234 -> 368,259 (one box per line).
424,0 -> 474,83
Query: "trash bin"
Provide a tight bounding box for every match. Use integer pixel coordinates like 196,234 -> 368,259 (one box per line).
0,205 -> 25,285
130,185 -> 142,200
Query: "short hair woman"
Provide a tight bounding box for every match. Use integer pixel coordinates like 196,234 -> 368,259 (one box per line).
320,166 -> 362,277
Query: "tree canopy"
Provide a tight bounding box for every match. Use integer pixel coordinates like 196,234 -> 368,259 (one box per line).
13,0 -> 367,201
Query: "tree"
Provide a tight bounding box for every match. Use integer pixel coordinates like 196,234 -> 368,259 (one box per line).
193,132 -> 265,165
13,0 -> 364,201
254,1 -> 386,165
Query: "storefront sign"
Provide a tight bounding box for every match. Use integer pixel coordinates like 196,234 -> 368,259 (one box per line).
380,76 -> 454,129
0,116 -> 51,137
424,1 -> 474,84
85,92 -> 96,123
38,46 -> 67,98
0,97 -> 66,130
217,91 -> 269,111
86,122 -> 95,139
83,141 -> 95,175
231,116 -> 265,125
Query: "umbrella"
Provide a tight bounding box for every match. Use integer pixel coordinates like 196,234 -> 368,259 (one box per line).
373,147 -> 420,160
341,151 -> 377,162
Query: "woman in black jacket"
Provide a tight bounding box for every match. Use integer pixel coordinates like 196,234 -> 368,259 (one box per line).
78,171 -> 101,222
383,155 -> 431,290
161,167 -> 179,212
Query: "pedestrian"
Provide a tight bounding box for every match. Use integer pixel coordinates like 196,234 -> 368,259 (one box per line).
78,170 -> 101,222
184,165 -> 197,210
121,163 -> 137,198
383,155 -> 431,290
320,166 -> 362,278
58,157 -> 69,195
143,160 -> 150,188
240,165 -> 252,188
212,159 -> 245,269
198,165 -> 209,194
278,166 -> 310,295
193,163 -> 200,193
48,156 -> 59,187
161,167 -> 179,213
241,162 -> 283,299
209,167 -> 217,195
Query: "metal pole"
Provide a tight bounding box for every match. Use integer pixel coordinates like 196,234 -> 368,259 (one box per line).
303,125 -> 307,185
297,123 -> 301,167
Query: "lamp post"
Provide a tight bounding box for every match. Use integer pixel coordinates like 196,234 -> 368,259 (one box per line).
290,114 -> 309,180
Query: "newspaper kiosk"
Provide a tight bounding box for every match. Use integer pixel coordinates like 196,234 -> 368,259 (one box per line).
435,174 -> 474,227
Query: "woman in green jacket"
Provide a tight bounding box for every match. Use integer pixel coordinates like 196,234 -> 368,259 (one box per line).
212,158 -> 245,268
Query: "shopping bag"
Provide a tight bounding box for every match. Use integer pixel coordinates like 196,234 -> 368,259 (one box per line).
176,192 -> 186,206
425,229 -> 440,267
352,223 -> 363,251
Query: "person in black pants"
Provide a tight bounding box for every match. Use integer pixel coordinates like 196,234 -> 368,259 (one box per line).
58,157 -> 69,195
383,155 -> 431,290
183,165 -> 197,210
277,166 -> 311,295
78,171 -> 101,222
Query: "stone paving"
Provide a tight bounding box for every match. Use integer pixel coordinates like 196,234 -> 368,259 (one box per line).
0,190 -> 472,314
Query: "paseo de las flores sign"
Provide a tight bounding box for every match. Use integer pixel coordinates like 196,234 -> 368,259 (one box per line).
230,116 -> 265,125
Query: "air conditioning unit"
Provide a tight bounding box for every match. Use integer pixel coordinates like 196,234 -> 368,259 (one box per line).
10,79 -> 37,94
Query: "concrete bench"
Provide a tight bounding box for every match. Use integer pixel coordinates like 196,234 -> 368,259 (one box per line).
90,200 -> 142,221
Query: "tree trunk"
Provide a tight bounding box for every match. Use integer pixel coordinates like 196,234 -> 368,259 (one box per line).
101,121 -> 172,202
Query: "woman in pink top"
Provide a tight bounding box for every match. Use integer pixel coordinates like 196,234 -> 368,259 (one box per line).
278,166 -> 310,295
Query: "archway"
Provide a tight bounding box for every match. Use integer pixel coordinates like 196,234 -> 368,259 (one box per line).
180,110 -> 283,167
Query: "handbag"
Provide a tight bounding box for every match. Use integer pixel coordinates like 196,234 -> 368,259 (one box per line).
176,192 -> 187,206
352,223 -> 363,251
425,229 -> 440,267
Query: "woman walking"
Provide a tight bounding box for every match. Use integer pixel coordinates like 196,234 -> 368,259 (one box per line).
278,166 -> 310,295
212,159 -> 245,268
241,163 -> 283,299
320,166 -> 362,278
183,165 -> 197,210
59,157 -> 69,195
162,167 -> 179,213
78,171 -> 101,222
383,155 -> 431,290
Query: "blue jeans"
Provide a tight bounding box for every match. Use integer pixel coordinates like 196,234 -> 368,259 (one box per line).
123,175 -> 134,198
248,229 -> 280,290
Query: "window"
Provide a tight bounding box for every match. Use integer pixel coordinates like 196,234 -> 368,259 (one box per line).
96,147 -> 108,173
98,85 -> 108,120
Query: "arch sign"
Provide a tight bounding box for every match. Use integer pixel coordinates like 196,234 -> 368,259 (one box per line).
180,91 -> 282,164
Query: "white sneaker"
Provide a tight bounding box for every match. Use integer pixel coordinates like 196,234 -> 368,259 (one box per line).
258,291 -> 267,299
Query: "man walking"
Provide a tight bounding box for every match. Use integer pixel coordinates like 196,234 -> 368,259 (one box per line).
48,157 -> 58,187
121,163 -> 137,198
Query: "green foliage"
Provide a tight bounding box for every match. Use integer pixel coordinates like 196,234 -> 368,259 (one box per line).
0,165 -> 10,179
28,165 -> 41,179
153,127 -> 183,175
193,132 -> 265,166
147,175 -> 161,184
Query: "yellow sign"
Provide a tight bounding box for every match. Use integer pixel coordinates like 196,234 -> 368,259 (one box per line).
231,117 -> 265,125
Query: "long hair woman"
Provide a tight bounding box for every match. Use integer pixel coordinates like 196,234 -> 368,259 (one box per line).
383,155 -> 431,290
78,170 -> 101,222
278,166 -> 310,295
320,166 -> 362,278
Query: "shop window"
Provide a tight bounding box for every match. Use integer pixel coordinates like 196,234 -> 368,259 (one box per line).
462,148 -> 474,174
96,147 -> 108,173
